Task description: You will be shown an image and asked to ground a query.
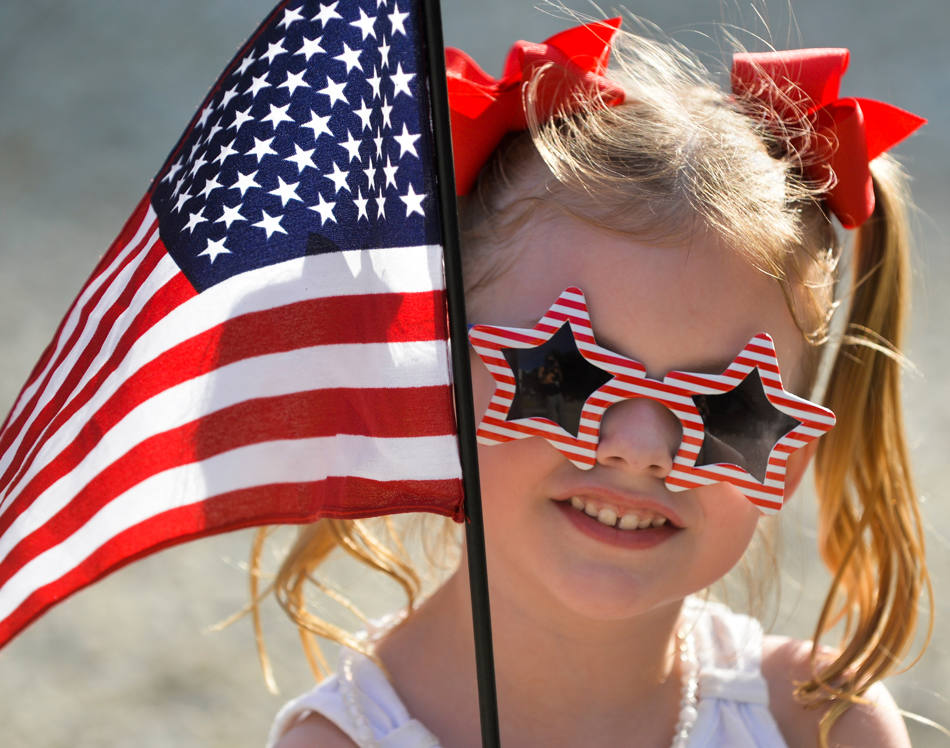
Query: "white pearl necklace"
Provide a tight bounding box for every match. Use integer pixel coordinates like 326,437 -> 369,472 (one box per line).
338,617 -> 702,748
671,620 -> 701,747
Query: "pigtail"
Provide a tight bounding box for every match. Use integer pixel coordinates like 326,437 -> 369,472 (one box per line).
802,155 -> 932,739
246,517 -> 428,688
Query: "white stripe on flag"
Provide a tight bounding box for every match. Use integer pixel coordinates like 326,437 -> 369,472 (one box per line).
0,433 -> 462,624
5,211 -> 158,426
0,338 -> 452,563
1,244 -> 446,508
0,229 -> 165,484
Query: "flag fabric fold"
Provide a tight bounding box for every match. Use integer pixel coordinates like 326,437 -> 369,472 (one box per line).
0,0 -> 464,648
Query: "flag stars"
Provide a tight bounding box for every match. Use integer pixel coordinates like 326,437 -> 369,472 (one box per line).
278,6 -> 305,28
311,194 -> 337,224
246,73 -> 270,97
198,175 -> 223,200
354,188 -> 369,220
172,173 -> 188,196
236,52 -> 258,77
199,236 -> 232,263
202,122 -> 224,144
340,131 -> 363,162
314,1 -> 342,27
269,176 -> 302,206
394,123 -> 421,158
287,143 -> 317,172
279,68 -> 310,96
254,210 -> 287,238
390,63 -> 415,98
229,106 -> 254,131
335,43 -> 363,74
303,110 -> 333,139
197,106 -> 213,129
172,190 -> 192,213
363,159 -> 377,188
380,98 -> 393,128
184,207 -> 208,233
373,130 -> 384,157
382,155 -> 398,188
162,161 -> 183,184
213,141 -> 239,166
367,68 -> 383,99
262,102 -> 295,129
324,163 -> 351,193
400,184 -> 426,217
218,87 -> 239,111
350,8 -> 377,40
375,189 -> 387,219
354,99 -> 374,131
298,35 -> 325,60
262,40 -> 287,65
233,169 -> 261,196
389,4 -> 409,36
248,136 -> 278,162
379,39 -> 391,69
188,155 -> 209,178
320,76 -> 349,107
216,203 -> 246,229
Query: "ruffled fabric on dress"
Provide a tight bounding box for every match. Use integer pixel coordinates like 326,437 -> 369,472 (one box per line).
267,598 -> 789,747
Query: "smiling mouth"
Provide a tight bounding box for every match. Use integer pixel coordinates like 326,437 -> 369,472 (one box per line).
560,495 -> 680,531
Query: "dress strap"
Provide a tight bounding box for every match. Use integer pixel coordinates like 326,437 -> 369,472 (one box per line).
266,648 -> 442,748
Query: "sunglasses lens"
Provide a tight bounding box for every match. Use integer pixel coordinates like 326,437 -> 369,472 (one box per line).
691,368 -> 801,482
502,323 -> 612,437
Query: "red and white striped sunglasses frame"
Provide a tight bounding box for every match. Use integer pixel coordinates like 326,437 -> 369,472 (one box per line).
468,287 -> 836,513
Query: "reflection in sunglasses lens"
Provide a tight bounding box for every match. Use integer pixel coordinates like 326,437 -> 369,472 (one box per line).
692,369 -> 801,482
502,323 -> 612,436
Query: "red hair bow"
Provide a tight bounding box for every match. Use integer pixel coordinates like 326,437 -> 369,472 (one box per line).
731,49 -> 925,228
446,19 -> 626,195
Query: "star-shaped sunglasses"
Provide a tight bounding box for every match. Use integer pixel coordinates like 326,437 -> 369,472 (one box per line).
468,287 -> 836,513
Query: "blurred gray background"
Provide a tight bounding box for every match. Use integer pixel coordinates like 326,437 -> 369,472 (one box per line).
0,1 -> 947,746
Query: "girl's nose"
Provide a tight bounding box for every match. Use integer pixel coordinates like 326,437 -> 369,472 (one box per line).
595,396 -> 681,477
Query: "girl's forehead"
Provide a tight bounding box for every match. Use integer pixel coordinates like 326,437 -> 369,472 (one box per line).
470,215 -> 807,386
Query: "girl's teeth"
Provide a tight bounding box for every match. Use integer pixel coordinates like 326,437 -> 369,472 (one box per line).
566,498 -> 670,531
617,513 -> 640,530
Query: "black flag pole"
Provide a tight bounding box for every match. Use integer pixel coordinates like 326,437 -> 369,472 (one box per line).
419,0 -> 501,746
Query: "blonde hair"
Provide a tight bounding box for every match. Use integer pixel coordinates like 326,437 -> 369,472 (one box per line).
251,20 -> 930,743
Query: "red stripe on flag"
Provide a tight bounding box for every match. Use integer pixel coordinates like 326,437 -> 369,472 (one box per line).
0,384 -> 456,588
0,265 -> 193,500
0,474 -> 464,647
3,198 -> 155,411
0,220 -> 163,465
0,289 -> 449,536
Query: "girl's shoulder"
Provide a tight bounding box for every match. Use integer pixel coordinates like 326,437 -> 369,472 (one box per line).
266,642 -> 442,748
273,713 -> 358,748
761,634 -> 910,748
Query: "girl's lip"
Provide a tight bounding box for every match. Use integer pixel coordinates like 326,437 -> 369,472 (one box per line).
552,500 -> 682,549
553,485 -> 686,528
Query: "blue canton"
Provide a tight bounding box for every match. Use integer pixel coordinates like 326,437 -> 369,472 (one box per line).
151,0 -> 440,292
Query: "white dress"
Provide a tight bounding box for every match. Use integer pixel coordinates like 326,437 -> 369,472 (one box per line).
266,598 -> 788,747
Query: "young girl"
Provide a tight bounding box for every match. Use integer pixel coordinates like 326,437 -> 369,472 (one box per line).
263,15 -> 930,748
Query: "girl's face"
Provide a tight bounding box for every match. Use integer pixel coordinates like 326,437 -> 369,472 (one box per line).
466,210 -> 812,623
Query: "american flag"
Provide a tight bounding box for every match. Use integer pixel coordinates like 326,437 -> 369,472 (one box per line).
0,0 -> 464,647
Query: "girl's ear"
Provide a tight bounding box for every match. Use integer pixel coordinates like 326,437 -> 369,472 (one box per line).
782,439 -> 819,502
